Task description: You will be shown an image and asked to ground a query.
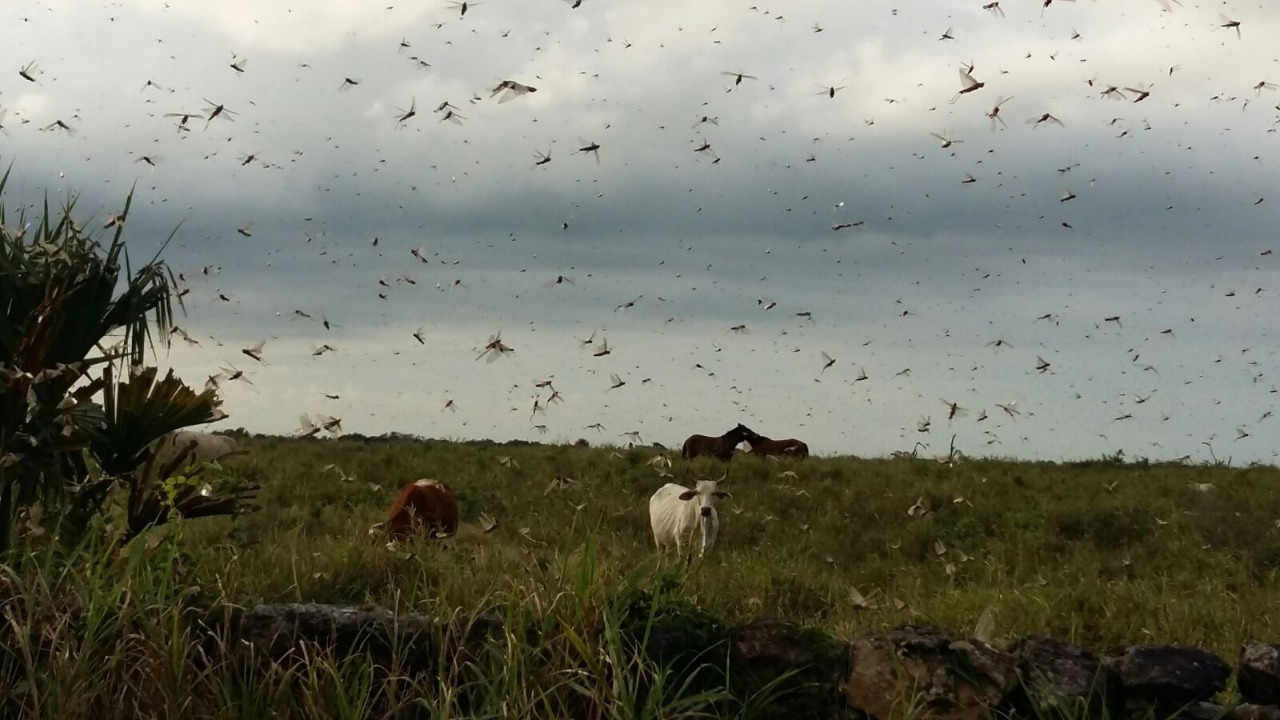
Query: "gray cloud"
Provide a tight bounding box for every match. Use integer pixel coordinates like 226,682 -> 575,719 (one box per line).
4,0 -> 1278,463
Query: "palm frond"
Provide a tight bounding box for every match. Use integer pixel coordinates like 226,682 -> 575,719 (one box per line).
0,166 -> 216,554
93,364 -> 222,477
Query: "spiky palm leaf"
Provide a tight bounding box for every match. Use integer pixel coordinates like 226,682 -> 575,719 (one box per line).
93,364 -> 222,477
91,363 -> 255,546
0,166 -> 216,554
124,467 -> 259,544
0,181 -> 181,374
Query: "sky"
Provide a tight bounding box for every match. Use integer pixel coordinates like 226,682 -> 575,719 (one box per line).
2,0 -> 1278,464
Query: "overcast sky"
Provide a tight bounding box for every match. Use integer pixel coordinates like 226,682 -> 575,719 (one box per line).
3,0 -> 1278,464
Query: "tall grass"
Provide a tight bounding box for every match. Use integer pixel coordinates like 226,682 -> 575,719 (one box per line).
3,435 -> 1279,717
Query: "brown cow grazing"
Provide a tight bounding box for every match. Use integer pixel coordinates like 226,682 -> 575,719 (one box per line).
386,479 -> 460,540
744,431 -> 810,460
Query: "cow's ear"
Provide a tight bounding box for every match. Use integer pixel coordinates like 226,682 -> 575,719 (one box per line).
678,490 -> 698,501
713,491 -> 731,499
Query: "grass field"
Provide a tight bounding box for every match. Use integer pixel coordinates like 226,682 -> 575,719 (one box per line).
4,434 -> 1280,718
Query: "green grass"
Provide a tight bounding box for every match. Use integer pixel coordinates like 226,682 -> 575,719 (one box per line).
210,435 -> 1280,650
3,435 -> 1280,718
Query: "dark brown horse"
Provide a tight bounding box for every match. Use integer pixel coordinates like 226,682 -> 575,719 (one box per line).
744,431 -> 810,460
682,423 -> 754,461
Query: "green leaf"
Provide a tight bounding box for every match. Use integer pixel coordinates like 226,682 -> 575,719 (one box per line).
92,365 -> 223,477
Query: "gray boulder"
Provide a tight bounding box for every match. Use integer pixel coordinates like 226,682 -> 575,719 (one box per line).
232,602 -> 503,674
1240,642 -> 1280,705
846,624 -> 1017,720
1102,644 -> 1231,711
730,618 -> 850,720
1007,634 -> 1115,716
1231,705 -> 1280,720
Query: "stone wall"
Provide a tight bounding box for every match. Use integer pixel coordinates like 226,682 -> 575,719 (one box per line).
229,602 -> 1280,719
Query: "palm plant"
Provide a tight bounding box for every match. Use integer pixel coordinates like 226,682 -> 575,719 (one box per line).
0,163 -> 255,555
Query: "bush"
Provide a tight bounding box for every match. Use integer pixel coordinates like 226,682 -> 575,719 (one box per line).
0,164 -> 255,556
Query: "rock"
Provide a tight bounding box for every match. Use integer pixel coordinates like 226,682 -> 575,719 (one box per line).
1231,704 -> 1280,720
1007,635 -> 1115,716
731,618 -> 850,720
1176,702 -> 1232,720
640,618 -> 731,672
1240,643 -> 1280,705
622,596 -> 735,703
1181,703 -> 1280,720
847,625 -> 1017,720
233,602 -> 503,674
951,638 -> 1019,693
623,593 -> 729,673
611,595 -> 751,719
1102,645 -> 1231,710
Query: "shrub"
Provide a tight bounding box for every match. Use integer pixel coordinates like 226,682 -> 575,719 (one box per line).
0,164 -> 255,556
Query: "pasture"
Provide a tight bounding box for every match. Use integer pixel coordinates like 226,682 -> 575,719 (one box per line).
204,434 -> 1280,649
5,433 -> 1280,717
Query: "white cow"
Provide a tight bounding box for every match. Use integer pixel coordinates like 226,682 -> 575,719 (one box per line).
648,476 -> 729,558
154,431 -> 239,470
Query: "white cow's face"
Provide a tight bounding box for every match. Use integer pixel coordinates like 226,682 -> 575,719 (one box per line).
678,480 -> 729,518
